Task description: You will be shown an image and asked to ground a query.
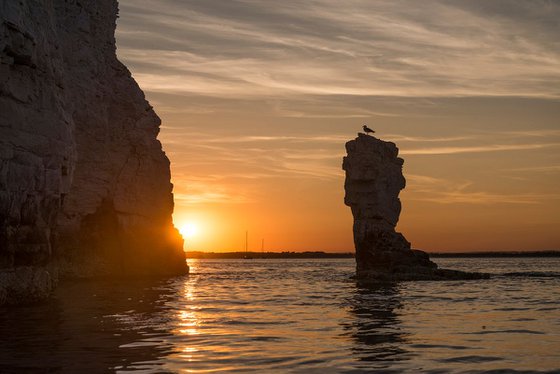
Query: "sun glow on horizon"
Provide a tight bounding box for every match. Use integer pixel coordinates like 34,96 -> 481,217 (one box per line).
122,0 -> 560,253
178,222 -> 199,239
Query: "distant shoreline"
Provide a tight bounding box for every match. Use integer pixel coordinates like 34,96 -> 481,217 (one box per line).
186,250 -> 560,259
186,251 -> 355,259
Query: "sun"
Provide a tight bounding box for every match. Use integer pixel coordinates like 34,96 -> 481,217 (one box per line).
178,222 -> 198,239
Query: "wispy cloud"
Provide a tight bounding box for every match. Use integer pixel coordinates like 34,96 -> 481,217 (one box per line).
117,0 -> 560,100
500,129 -> 560,138
385,135 -> 476,143
163,131 -> 351,145
505,165 -> 560,173
174,180 -> 256,205
165,129 -> 560,194
406,174 -> 559,205
175,191 -> 250,205
410,190 -> 557,205
401,143 -> 560,155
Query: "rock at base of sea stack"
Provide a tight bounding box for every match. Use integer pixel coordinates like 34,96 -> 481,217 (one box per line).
343,133 -> 488,281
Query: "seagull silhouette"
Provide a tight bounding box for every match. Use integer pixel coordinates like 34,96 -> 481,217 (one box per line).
362,124 -> 375,135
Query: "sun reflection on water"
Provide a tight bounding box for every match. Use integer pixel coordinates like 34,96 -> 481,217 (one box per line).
0,259 -> 558,372
177,264 -> 199,336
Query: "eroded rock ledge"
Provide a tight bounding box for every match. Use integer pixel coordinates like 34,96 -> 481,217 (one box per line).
343,133 -> 488,281
0,0 -> 186,305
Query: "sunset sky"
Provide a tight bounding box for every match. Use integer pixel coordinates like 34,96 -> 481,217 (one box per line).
115,0 -> 560,252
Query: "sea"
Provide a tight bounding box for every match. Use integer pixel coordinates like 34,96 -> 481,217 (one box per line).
1,257 -> 559,373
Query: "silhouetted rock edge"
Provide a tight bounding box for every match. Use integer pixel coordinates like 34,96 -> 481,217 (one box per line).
0,0 -> 186,305
343,134 -> 488,281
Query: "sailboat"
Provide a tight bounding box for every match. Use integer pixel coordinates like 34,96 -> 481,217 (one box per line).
243,230 -> 253,259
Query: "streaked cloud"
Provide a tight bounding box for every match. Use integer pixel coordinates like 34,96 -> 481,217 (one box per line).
406,174 -> 560,205
173,177 -> 259,205
166,128 -> 560,196
411,190 -> 558,205
500,129 -> 560,138
401,142 -> 560,155
117,0 -> 560,100
385,135 -> 476,143
175,191 -> 251,205
506,165 -> 560,173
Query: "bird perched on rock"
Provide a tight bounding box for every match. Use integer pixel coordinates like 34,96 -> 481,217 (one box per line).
362,124 -> 375,135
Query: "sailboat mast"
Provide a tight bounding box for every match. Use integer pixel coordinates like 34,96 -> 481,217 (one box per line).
245,230 -> 248,253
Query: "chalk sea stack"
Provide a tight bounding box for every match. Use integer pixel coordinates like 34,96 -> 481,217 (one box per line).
343,133 -> 487,281
0,0 -> 186,305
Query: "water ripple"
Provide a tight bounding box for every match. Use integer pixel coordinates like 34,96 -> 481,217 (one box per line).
0,258 -> 559,373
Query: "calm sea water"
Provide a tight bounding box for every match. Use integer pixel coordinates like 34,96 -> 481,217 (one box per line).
1,258 -> 559,373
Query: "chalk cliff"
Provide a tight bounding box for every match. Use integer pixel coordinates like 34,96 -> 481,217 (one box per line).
343,133 -> 487,280
0,0 -> 186,305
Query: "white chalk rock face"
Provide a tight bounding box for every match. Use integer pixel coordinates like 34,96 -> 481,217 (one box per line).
343,134 -> 406,229
0,0 -> 186,305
